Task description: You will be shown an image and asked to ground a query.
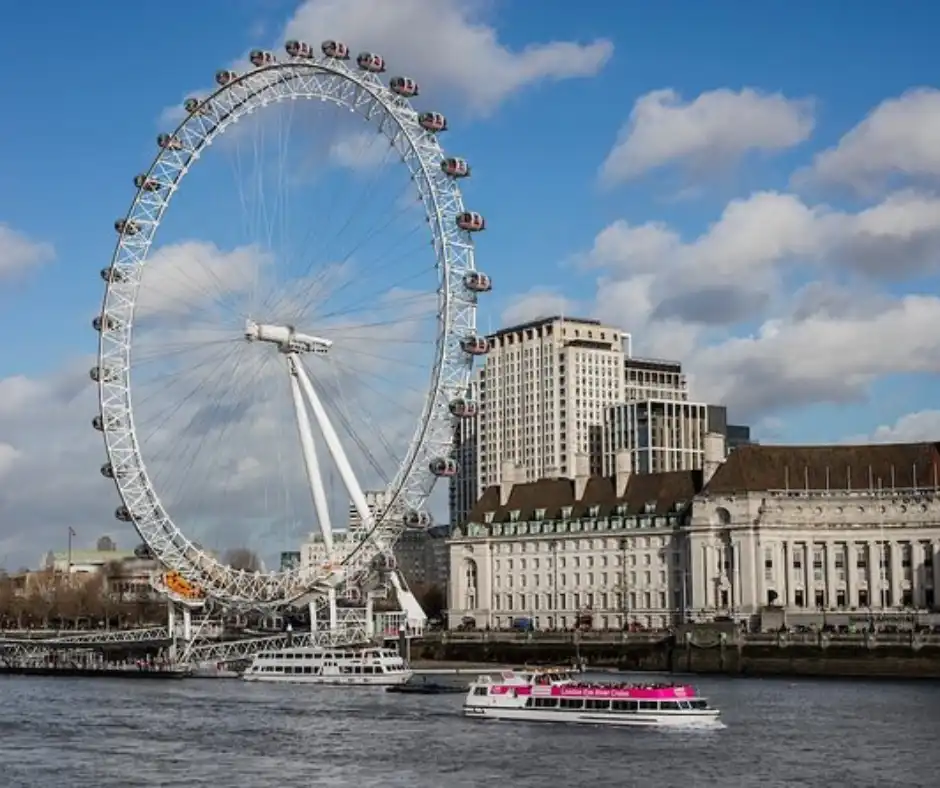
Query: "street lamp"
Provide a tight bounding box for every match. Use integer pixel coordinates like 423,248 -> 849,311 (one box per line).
67,526 -> 75,576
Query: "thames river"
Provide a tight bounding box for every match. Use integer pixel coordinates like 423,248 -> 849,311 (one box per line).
0,672 -> 938,787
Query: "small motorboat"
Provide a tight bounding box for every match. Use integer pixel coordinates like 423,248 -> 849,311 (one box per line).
386,678 -> 466,695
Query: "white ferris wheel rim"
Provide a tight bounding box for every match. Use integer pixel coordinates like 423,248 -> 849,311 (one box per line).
93,43 -> 486,608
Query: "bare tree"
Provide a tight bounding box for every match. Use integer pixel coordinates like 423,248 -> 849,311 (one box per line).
224,548 -> 262,572
412,583 -> 447,619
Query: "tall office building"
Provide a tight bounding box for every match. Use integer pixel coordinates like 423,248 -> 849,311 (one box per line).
623,357 -> 689,402
348,489 -> 393,532
603,399 -> 711,475
449,316 -> 627,526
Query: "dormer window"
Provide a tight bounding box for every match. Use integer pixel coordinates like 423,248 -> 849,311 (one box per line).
644,501 -> 656,514
673,500 -> 685,512
615,504 -> 627,516
561,506 -> 573,520
535,508 -> 546,521
509,509 -> 521,522
588,505 -> 600,518
484,511 -> 495,523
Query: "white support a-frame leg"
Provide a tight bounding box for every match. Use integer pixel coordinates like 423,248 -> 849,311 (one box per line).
294,359 -> 377,534
287,354 -> 334,558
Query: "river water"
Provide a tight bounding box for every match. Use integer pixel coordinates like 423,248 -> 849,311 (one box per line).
0,671 -> 937,787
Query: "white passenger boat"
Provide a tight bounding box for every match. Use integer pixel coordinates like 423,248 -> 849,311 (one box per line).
242,645 -> 412,685
463,668 -> 721,727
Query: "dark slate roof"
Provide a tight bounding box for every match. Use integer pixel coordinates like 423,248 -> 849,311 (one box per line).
468,470 -> 704,524
704,442 -> 940,494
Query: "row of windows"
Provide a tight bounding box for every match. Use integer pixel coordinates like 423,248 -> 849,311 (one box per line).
496,551 -> 674,570
494,570 -> 672,590
491,591 -> 676,611
525,697 -> 708,712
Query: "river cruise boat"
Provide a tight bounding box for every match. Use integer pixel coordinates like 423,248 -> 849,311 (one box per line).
242,646 -> 412,686
463,668 -> 721,727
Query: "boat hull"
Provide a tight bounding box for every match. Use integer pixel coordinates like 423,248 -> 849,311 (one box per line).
243,669 -> 413,686
463,703 -> 721,727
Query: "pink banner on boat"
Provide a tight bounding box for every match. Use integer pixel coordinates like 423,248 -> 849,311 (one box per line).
551,685 -> 693,699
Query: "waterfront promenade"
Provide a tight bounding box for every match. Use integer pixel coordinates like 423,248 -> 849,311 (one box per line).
413,629 -> 940,679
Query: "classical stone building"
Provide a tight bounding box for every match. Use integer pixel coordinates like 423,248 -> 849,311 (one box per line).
447,449 -> 708,631
692,441 -> 940,623
447,440 -> 940,629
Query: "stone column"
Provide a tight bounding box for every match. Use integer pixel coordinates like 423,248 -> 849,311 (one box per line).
785,540 -> 796,608
912,541 -> 925,609
804,541 -> 812,607
845,541 -> 855,608
933,541 -> 940,608
867,541 -> 880,610
825,540 -> 838,609
890,540 -> 903,608
690,538 -> 706,612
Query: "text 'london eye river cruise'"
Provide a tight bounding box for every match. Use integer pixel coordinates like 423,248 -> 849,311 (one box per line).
463,669 -> 722,728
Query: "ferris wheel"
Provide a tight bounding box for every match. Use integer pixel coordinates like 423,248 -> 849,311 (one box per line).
91,39 -> 493,608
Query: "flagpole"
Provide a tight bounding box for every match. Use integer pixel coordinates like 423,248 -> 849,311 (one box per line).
67,527 -> 75,576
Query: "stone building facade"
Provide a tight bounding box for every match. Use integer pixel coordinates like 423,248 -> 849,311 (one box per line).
447,439 -> 940,630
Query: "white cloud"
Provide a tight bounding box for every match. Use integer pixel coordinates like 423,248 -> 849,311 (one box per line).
500,289 -> 580,327
0,262 -> 443,571
285,0 -> 612,115
159,0 -> 612,129
0,443 -> 21,480
0,223 -> 54,279
136,241 -> 267,319
688,292 -> 940,415
575,188 -> 940,342
798,88 -> 940,192
852,410 -> 940,444
599,88 -> 814,186
329,131 -> 391,171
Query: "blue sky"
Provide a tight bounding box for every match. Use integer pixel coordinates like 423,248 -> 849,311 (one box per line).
1,0 -> 940,565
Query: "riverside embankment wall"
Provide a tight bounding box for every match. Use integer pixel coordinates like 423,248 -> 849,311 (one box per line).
411,632 -> 940,679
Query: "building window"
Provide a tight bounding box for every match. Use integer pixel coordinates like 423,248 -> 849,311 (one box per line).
836,590 -> 846,608
859,589 -> 869,607
795,589 -> 805,607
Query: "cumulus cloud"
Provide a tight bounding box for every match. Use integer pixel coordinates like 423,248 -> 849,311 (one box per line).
160,0 -> 612,128
574,188 -> 940,348
797,88 -> 940,193
0,443 -> 21,480
852,410 -> 940,444
599,87 -> 814,186
0,279 -> 442,571
136,241 -> 267,319
0,223 -> 55,279
285,0 -> 612,115
500,289 -> 580,327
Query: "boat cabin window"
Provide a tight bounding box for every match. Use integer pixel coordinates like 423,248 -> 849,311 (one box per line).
638,701 -> 657,710
473,687 -> 488,696
584,699 -> 609,711
530,698 -> 558,708
559,698 -> 583,709
660,700 -> 680,710
611,700 -> 638,712
689,699 -> 708,709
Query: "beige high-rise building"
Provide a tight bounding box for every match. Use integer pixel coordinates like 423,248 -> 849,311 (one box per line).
450,316 -> 627,527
